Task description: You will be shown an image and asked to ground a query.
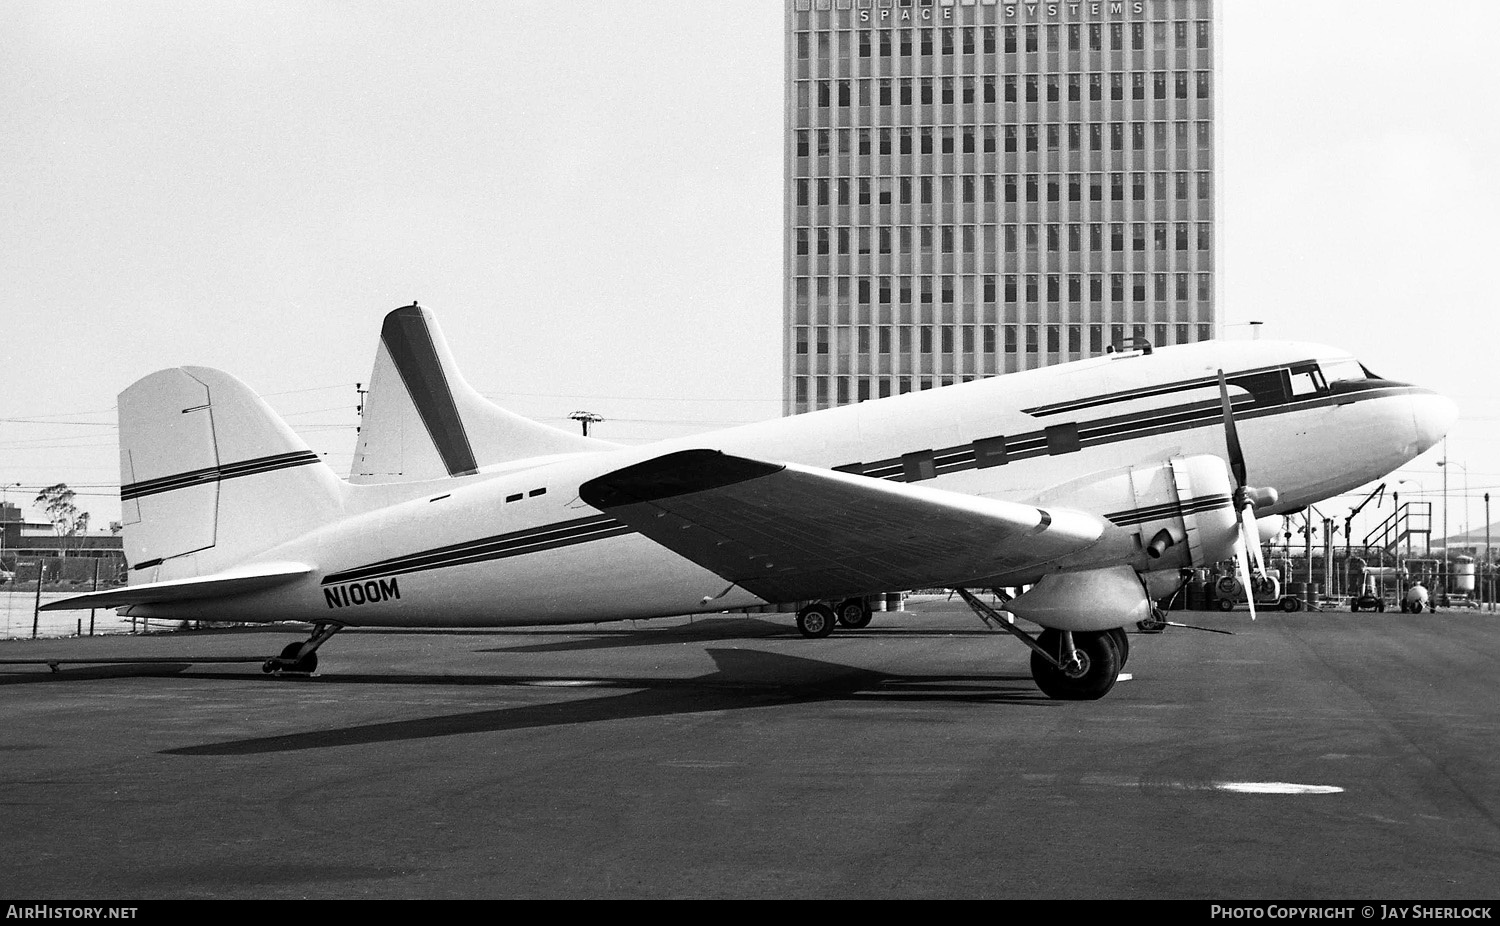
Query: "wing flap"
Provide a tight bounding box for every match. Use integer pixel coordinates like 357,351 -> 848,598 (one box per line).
580,450 -> 1103,602
39,562 -> 313,611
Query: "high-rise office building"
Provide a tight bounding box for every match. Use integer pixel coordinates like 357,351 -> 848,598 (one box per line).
784,0 -> 1219,414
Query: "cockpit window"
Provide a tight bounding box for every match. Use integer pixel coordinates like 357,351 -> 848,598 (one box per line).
1289,362 -> 1327,397
1321,358 -> 1368,384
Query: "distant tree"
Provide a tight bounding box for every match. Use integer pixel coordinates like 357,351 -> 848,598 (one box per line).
34,483 -> 90,556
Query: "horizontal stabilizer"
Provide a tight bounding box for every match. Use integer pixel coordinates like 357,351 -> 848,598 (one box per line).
39,562 -> 312,611
579,449 -> 1103,602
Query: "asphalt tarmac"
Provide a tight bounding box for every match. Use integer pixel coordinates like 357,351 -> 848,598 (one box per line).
2,598 -> 1497,900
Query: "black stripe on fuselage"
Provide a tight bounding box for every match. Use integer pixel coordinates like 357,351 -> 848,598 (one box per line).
306,377 -> 1421,583
842,381 -> 1419,485
1104,493 -> 1234,527
120,450 -> 320,501
319,514 -> 634,586
382,305 -> 479,478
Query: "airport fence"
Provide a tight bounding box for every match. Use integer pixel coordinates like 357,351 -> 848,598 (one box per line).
0,554 -> 139,640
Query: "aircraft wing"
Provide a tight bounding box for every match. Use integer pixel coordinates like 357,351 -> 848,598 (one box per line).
39,562 -> 313,611
578,450 -> 1103,602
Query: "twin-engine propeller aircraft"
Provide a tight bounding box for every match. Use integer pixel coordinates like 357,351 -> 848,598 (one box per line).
45,305 -> 1455,699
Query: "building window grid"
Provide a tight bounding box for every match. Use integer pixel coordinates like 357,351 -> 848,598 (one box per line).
787,13 -> 1215,409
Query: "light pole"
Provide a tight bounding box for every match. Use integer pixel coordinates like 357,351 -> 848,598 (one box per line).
1435,441 -> 1451,603
1438,458 -> 1471,606
1437,459 -> 1470,551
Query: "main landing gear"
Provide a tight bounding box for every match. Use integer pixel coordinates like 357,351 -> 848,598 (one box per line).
952,588 -> 1125,701
795,597 -> 874,638
1029,628 -> 1123,701
262,622 -> 342,675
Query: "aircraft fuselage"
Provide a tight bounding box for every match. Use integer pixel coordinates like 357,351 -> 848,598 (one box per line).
126,339 -> 1453,628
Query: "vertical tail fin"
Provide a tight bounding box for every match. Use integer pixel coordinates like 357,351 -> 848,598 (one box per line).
349,304 -> 613,484
119,367 -> 345,581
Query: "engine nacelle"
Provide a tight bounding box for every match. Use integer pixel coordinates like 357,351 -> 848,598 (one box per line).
1035,454 -> 1241,574
1005,564 -> 1151,631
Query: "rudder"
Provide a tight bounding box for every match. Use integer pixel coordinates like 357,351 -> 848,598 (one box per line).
119,367 -> 345,582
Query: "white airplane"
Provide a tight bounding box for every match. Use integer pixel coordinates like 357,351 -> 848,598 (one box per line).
44,305 -> 1456,699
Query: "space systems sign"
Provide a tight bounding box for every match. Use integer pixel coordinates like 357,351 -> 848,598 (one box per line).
1003,2 -> 1147,17
857,2 -> 1145,23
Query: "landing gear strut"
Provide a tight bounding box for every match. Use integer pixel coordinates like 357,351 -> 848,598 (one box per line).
951,588 -> 1125,701
262,622 -> 342,675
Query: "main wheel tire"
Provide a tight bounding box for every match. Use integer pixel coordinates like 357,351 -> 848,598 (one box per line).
796,604 -> 837,639
1030,629 -> 1122,701
835,598 -> 873,629
1107,626 -> 1130,668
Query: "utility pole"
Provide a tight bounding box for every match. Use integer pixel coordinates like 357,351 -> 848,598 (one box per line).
355,382 -> 368,435
1441,439 -> 1449,603
1303,509 -> 1314,589
1322,515 -> 1335,598
568,411 -> 603,437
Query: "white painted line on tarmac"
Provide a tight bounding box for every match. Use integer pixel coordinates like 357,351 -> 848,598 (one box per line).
1214,782 -> 1344,794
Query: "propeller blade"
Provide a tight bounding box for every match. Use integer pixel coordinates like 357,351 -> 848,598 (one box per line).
1217,369 -> 1248,489
1240,505 -> 1266,583
1235,537 -> 1258,622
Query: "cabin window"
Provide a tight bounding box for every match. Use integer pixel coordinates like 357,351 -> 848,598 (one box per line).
902,450 -> 937,482
1045,423 -> 1082,455
972,438 -> 1008,468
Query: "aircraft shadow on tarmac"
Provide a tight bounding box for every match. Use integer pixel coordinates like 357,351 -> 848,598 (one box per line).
162,647 -> 1044,757
0,662 -> 197,685
482,615 -> 1006,655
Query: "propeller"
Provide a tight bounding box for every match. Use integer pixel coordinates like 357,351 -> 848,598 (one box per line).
1217,370 -> 1279,620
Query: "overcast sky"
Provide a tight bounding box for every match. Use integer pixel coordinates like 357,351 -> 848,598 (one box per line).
3,1 -> 1498,544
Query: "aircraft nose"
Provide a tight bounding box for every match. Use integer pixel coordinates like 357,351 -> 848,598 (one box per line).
1410,390 -> 1459,454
